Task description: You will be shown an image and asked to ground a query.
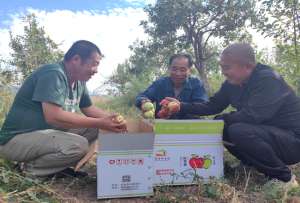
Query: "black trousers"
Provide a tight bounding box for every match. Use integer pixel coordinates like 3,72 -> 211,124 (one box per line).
223,123 -> 300,182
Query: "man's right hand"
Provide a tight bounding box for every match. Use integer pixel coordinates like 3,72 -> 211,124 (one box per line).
164,97 -> 181,114
98,115 -> 127,133
164,97 -> 180,104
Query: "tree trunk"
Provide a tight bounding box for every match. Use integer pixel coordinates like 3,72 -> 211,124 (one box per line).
192,32 -> 211,94
194,61 -> 210,95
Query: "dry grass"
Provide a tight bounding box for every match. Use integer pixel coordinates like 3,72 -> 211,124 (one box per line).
2,151 -> 300,203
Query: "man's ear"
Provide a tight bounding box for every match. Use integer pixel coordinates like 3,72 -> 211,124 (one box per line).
71,55 -> 81,64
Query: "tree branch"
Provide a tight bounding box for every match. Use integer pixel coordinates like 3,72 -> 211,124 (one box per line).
198,2 -> 225,31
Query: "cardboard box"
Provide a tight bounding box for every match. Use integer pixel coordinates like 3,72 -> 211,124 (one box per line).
97,119 -> 155,199
153,120 -> 224,185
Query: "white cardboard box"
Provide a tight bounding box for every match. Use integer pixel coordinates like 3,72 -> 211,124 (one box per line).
97,120 -> 155,199
153,120 -> 224,185
96,119 -> 224,199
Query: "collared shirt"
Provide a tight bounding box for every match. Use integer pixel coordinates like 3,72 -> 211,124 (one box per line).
181,63 -> 300,135
136,76 -> 208,119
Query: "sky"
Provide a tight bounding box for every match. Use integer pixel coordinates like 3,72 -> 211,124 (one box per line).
0,0 -> 155,93
0,0 -> 274,93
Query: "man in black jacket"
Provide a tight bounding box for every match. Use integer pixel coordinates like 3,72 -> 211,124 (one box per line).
167,43 -> 300,183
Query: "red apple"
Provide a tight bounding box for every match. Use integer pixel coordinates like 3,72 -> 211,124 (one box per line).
167,101 -> 180,114
189,155 -> 204,169
157,108 -> 169,118
160,99 -> 170,107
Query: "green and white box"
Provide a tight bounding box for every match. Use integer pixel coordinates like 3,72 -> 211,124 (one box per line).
97,132 -> 154,199
153,120 -> 224,185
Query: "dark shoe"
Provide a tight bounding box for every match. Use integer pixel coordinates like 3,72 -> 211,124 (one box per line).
47,168 -> 88,179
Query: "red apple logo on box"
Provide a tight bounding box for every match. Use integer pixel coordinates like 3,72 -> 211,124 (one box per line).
188,154 -> 212,169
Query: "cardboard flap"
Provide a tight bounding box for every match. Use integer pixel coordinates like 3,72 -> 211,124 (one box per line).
99,132 -> 154,151
102,118 -> 153,133
75,140 -> 98,171
75,119 -> 154,171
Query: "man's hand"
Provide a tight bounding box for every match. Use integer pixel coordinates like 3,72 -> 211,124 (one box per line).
164,97 -> 181,114
214,114 -> 226,120
213,111 -> 236,123
42,102 -> 127,131
98,114 -> 127,132
156,97 -> 180,118
163,97 -> 180,104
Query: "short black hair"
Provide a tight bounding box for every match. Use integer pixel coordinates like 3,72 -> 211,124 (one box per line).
169,53 -> 193,68
64,40 -> 103,62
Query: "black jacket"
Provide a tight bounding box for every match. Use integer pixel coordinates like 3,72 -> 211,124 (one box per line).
181,63 -> 300,134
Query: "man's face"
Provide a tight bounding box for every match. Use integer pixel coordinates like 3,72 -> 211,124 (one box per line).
219,55 -> 251,85
168,57 -> 190,86
74,52 -> 101,81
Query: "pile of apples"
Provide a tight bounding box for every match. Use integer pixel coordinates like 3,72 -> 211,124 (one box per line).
142,102 -> 155,119
157,98 -> 180,119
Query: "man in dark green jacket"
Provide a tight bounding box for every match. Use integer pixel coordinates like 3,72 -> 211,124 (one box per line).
167,43 -> 300,184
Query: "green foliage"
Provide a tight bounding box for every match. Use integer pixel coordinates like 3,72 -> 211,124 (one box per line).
0,158 -> 59,203
141,0 -> 256,90
256,0 -> 300,44
256,0 -> 300,94
262,180 -> 287,202
0,81 -> 14,127
207,70 -> 224,97
108,0 -> 257,95
9,13 -> 63,80
274,43 -> 300,93
107,40 -> 169,96
0,59 -> 16,84
288,186 -> 300,197
96,74 -> 153,117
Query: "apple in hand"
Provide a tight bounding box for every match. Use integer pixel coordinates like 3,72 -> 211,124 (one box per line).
112,115 -> 125,124
157,108 -> 169,118
167,101 -> 180,114
143,110 -> 155,119
142,102 -> 154,112
160,98 -> 170,107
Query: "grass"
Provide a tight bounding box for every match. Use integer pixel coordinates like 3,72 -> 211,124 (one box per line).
1,150 -> 300,202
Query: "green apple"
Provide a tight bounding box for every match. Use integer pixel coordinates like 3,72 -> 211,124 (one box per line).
203,156 -> 212,169
142,102 -> 154,111
143,110 -> 155,119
